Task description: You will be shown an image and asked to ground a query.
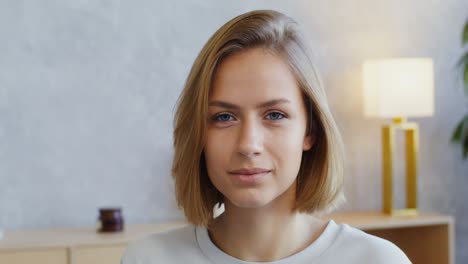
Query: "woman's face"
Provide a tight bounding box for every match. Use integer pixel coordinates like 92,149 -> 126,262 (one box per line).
204,48 -> 313,209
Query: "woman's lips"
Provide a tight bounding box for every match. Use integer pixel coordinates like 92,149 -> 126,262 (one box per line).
229,168 -> 271,175
229,168 -> 271,183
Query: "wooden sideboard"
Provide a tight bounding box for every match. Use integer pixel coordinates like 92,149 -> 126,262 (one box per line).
327,211 -> 455,264
0,221 -> 187,264
0,211 -> 454,264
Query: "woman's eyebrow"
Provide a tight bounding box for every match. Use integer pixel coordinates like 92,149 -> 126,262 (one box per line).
208,98 -> 291,110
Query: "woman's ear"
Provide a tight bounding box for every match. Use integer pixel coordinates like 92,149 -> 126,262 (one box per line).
303,133 -> 315,151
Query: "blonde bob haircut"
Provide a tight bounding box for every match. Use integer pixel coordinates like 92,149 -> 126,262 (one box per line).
172,9 -> 345,227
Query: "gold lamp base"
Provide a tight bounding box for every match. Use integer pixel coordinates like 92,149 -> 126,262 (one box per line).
382,117 -> 419,216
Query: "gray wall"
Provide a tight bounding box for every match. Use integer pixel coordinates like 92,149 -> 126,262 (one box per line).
1,0 -> 467,262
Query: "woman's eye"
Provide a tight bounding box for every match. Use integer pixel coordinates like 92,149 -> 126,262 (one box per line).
213,113 -> 235,122
266,112 -> 286,120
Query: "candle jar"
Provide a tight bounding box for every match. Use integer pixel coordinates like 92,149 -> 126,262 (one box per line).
98,207 -> 124,233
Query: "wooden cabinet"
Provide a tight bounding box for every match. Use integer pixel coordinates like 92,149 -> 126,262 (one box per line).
327,211 -> 455,264
71,245 -> 127,264
0,221 -> 187,264
0,212 -> 454,264
0,248 -> 68,264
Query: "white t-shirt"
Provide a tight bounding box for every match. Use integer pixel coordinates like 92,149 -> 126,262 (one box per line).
121,220 -> 411,264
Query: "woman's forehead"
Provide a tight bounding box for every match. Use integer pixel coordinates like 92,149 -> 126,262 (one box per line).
210,49 -> 302,104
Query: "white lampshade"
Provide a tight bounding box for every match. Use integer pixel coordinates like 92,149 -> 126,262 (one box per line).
363,58 -> 434,118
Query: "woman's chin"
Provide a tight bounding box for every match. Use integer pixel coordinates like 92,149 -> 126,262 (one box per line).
226,193 -> 273,209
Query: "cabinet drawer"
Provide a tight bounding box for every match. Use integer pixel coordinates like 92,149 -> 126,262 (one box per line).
0,248 -> 68,264
72,244 -> 126,264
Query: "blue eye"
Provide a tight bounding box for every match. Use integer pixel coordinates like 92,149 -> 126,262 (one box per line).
214,113 -> 235,122
266,112 -> 286,120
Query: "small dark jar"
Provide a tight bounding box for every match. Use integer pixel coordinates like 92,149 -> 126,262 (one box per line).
98,207 -> 124,233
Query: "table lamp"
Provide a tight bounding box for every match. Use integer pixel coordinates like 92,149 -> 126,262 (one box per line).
362,58 -> 434,216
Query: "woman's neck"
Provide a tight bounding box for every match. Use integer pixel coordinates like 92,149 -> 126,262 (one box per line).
207,199 -> 327,262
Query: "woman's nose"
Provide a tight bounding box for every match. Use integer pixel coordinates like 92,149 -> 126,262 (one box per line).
236,117 -> 263,158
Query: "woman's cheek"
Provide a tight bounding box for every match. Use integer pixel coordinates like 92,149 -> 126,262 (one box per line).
279,128 -> 305,153
206,131 -> 232,159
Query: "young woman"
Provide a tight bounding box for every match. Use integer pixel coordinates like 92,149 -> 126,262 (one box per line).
122,10 -> 411,264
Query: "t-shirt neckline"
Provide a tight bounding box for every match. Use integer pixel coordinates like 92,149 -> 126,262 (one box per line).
195,219 -> 340,264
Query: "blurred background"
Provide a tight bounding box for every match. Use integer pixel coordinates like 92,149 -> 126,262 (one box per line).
0,0 -> 467,263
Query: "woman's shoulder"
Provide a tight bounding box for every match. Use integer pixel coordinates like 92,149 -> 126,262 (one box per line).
327,222 -> 411,263
121,225 -> 205,264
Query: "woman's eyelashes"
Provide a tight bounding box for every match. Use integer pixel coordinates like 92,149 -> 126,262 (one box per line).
210,111 -> 288,123
213,112 -> 236,122
265,111 -> 287,120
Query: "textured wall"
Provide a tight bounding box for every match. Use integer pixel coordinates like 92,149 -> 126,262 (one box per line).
1,0 -> 467,262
